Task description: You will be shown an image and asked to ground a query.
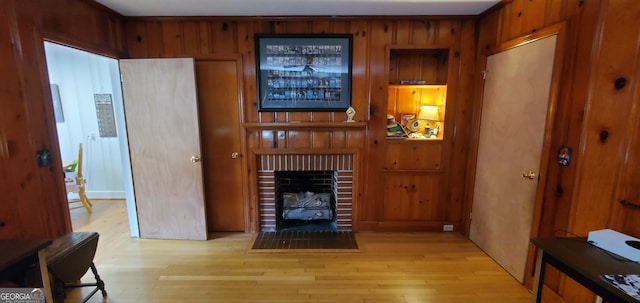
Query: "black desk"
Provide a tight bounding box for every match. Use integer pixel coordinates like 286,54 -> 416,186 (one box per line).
531,237 -> 640,303
0,239 -> 54,302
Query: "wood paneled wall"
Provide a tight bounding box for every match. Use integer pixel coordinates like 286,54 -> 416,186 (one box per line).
477,1 -> 591,301
477,0 -> 640,302
3,0 -> 638,300
0,0 -> 125,239
124,17 -> 477,232
0,1 -> 476,238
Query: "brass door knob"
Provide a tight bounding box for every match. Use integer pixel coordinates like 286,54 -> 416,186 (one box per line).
191,156 -> 201,163
231,152 -> 239,159
522,170 -> 537,180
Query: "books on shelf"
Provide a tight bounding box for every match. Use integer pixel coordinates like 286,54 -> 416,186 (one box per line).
389,80 -> 427,85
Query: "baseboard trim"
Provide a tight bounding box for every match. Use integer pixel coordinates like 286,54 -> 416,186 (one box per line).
85,191 -> 125,199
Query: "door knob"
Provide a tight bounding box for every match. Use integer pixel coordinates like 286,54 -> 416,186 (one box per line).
191,156 -> 200,163
231,152 -> 239,159
522,170 -> 537,180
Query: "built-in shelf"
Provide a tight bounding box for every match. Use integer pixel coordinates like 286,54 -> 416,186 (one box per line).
386,138 -> 443,142
388,84 -> 446,89
243,121 -> 367,131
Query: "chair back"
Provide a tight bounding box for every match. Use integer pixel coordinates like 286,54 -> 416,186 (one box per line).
66,142 -> 91,212
76,143 -> 85,186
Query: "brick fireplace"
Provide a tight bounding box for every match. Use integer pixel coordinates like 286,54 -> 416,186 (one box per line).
257,154 -> 354,231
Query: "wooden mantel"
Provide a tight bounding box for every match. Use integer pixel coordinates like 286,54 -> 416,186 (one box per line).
242,121 -> 367,131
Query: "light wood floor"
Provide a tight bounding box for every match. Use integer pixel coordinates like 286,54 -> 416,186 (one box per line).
67,199 -> 533,303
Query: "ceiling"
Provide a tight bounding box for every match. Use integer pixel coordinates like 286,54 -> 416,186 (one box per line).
94,0 -> 501,17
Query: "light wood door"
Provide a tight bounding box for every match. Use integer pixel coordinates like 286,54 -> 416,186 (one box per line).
195,60 -> 245,231
469,35 -> 557,282
120,58 -> 207,240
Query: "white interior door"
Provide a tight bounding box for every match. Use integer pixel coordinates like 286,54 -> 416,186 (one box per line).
469,35 -> 557,282
120,58 -> 207,240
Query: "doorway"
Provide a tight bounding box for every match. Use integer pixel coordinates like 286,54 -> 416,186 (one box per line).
43,42 -> 139,237
469,33 -> 560,283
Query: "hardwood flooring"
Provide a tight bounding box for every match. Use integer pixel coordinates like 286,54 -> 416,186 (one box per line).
67,199 -> 532,303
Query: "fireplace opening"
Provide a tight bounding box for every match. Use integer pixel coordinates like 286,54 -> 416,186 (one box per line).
275,170 -> 337,231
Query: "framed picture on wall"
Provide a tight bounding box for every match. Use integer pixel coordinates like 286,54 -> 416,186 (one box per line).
255,34 -> 353,112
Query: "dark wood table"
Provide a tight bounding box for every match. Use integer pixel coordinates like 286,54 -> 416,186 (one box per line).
42,232 -> 106,303
0,239 -> 54,302
531,237 -> 640,303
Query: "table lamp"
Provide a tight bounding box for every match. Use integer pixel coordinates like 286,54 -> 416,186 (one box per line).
417,105 -> 439,134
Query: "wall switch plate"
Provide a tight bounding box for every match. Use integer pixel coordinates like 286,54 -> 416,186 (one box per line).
443,224 -> 454,231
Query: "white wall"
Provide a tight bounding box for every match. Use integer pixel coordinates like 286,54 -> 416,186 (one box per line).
44,42 -> 124,199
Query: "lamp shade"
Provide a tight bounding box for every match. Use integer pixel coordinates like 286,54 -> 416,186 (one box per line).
417,105 -> 439,121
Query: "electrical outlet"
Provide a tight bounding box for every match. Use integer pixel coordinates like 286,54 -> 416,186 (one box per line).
443,224 -> 454,232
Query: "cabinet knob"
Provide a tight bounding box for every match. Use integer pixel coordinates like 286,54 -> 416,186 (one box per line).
231,152 -> 239,159
191,156 -> 201,163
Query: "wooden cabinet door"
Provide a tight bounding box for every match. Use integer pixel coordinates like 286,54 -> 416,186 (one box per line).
382,174 -> 441,221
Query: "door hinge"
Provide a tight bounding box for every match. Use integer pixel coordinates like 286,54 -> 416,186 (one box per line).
120,73 -> 124,83
469,212 -> 473,220
482,70 -> 487,80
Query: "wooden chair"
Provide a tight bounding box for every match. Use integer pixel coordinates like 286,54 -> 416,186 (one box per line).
66,143 -> 92,213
